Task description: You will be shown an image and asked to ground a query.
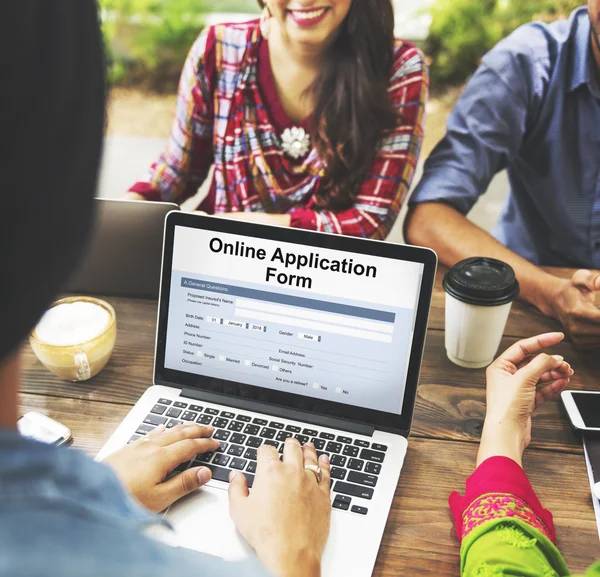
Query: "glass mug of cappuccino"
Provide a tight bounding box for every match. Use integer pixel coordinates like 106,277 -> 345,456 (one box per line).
30,297 -> 117,381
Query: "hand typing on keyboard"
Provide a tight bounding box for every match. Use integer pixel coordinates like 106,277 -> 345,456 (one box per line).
103,423 -> 219,512
228,439 -> 331,577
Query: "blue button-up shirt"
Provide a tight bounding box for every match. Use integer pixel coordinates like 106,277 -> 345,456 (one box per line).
411,7 -> 600,267
0,429 -> 269,577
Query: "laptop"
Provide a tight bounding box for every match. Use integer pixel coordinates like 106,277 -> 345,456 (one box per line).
96,212 -> 437,576
65,198 -> 179,298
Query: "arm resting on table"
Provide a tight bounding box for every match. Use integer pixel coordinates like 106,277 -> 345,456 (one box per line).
405,202 -> 565,316
404,38 -> 566,315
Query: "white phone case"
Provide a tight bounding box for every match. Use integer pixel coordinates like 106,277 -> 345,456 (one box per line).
561,390 -> 600,432
18,411 -> 72,445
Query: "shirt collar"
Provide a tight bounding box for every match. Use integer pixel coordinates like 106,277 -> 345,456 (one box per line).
569,8 -> 595,92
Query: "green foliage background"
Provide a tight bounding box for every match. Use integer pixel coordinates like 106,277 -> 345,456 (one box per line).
100,0 -> 587,89
99,0 -> 259,88
426,0 -> 586,85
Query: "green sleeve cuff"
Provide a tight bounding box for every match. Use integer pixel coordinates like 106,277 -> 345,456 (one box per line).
460,518 -> 569,577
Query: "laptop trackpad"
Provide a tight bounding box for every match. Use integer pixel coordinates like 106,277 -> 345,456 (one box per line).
158,484 -> 253,560
154,482 -> 379,577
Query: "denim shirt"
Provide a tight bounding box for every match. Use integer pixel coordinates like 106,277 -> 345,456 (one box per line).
0,429 -> 269,577
410,7 -> 600,267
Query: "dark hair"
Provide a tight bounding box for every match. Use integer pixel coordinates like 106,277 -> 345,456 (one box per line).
258,0 -> 397,210
0,0 -> 105,360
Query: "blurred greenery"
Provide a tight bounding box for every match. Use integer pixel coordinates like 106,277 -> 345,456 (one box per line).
99,0 -> 259,89
426,0 -> 585,85
100,0 -> 585,90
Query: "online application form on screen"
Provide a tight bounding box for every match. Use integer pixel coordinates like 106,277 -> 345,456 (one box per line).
164,227 -> 424,415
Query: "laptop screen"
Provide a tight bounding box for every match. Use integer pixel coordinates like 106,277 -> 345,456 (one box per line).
159,219 -> 431,422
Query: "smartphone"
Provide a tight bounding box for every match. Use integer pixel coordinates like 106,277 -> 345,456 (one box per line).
17,411 -> 72,446
561,391 -> 600,432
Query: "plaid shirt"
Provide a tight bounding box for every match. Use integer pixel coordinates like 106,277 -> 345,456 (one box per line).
130,20 -> 428,239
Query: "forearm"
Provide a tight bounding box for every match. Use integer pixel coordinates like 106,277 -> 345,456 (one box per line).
124,192 -> 146,201
477,422 -> 524,468
217,213 -> 291,227
289,206 -> 393,239
405,202 -> 565,314
266,551 -> 321,577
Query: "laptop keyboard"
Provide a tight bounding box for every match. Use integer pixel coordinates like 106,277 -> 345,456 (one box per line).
129,397 -> 388,516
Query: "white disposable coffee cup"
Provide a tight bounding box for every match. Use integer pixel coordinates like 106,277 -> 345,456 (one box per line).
443,258 -> 520,369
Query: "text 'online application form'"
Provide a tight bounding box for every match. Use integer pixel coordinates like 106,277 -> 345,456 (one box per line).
165,226 -> 424,414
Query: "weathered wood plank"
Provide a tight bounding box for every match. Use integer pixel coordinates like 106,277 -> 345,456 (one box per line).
412,332 -> 599,453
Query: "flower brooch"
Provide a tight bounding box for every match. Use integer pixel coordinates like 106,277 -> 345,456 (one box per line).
280,126 -> 311,159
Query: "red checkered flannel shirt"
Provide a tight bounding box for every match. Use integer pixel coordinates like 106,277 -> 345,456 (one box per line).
130,20 -> 428,239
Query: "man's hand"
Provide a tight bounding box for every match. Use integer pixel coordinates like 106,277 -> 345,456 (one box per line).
103,423 -> 219,512
229,439 -> 331,577
543,270 -> 600,349
478,332 -> 573,466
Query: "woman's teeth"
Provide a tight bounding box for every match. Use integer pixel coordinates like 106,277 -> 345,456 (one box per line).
290,8 -> 327,20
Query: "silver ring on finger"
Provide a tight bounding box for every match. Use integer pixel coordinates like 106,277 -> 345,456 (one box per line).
304,464 -> 322,483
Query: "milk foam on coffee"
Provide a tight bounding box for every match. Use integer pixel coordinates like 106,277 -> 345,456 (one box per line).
35,302 -> 111,346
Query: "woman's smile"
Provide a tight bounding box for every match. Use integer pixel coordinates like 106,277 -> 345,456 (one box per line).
286,6 -> 331,27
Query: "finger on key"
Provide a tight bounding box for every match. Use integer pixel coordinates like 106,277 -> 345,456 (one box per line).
164,437 -> 220,469
318,453 -> 331,490
256,443 -> 280,474
155,423 -> 215,447
282,437 -> 303,468
302,442 -> 319,473
145,424 -> 167,438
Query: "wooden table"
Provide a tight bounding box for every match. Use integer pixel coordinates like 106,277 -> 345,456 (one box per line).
19,267 -> 600,574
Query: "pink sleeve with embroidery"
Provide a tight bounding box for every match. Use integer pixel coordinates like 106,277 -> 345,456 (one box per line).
448,456 -> 556,544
